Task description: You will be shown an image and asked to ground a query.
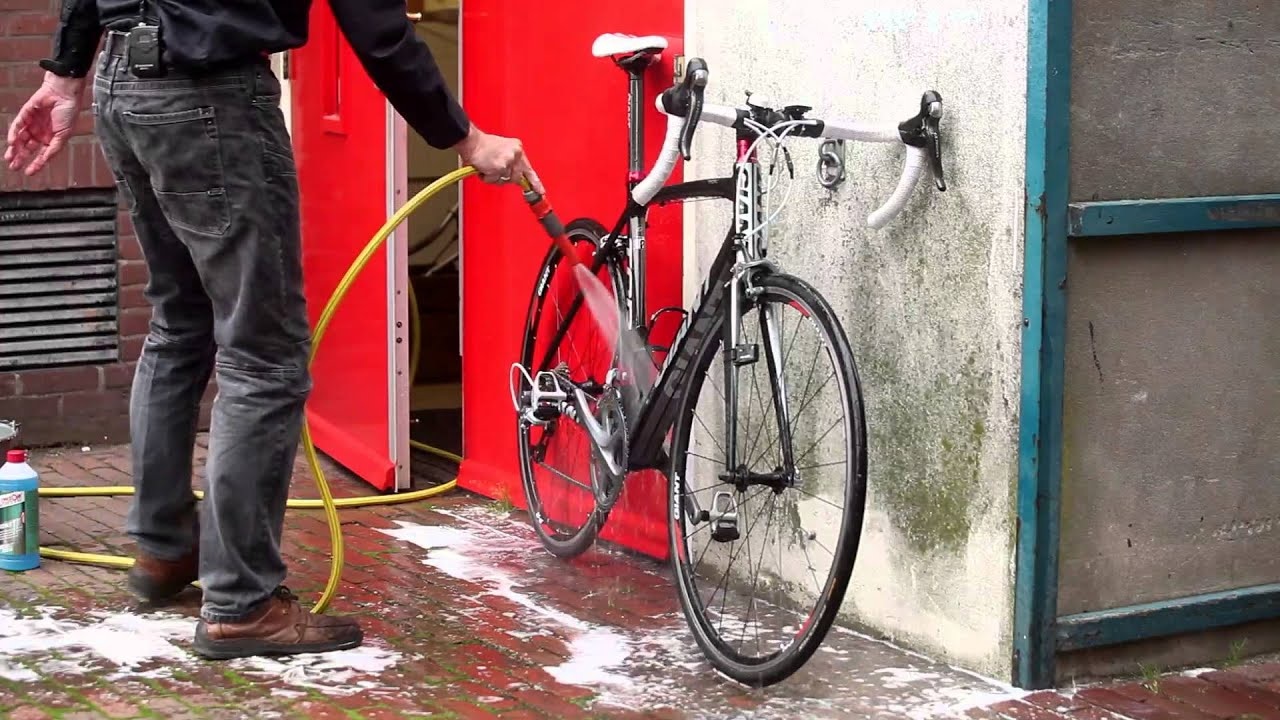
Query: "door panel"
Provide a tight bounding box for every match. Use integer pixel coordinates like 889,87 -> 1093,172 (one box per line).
291,2 -> 408,492
458,1 -> 684,560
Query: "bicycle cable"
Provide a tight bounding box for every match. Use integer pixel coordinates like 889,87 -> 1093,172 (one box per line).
741,118 -> 811,241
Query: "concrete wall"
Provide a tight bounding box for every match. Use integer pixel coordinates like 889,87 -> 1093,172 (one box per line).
683,1 -> 1028,678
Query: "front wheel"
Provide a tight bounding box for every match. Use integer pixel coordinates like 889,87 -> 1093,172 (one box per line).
668,271 -> 868,687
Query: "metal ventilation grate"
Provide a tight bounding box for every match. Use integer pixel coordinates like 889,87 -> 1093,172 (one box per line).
0,189 -> 120,371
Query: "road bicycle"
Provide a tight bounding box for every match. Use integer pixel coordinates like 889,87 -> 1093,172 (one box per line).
509,33 -> 946,687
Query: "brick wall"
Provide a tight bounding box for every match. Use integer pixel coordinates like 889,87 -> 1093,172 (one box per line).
0,0 -> 213,448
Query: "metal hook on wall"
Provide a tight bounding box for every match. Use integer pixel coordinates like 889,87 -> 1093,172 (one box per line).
816,139 -> 846,189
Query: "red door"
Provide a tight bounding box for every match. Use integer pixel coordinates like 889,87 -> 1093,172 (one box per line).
290,3 -> 410,492
459,1 -> 684,560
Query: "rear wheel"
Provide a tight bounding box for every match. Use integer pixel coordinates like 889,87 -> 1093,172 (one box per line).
668,271 -> 868,686
515,219 -> 628,558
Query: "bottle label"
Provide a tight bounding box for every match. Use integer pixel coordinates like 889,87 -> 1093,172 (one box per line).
0,489 -> 35,556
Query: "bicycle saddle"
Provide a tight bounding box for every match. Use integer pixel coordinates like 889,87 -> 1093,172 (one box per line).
591,33 -> 668,59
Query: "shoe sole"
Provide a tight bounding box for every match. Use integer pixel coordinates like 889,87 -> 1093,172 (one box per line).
192,630 -> 365,660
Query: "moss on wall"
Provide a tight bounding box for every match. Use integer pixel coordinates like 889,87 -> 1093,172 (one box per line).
862,349 -> 993,555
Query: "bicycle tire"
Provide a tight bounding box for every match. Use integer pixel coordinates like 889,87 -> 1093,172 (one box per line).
667,270 -> 868,687
516,218 -> 629,558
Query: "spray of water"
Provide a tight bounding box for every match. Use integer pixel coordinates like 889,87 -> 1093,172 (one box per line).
570,263 -> 619,346
569,264 -> 653,396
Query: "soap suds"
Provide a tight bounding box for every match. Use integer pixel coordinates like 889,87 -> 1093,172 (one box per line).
380,517 -> 636,694
379,509 -> 1026,718
0,606 -> 407,695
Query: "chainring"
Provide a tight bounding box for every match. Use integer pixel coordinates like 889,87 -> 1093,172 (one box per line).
590,387 -> 629,512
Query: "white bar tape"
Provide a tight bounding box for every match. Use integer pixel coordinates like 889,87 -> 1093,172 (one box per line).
867,145 -> 928,229
698,103 -> 739,128
821,118 -> 902,144
631,113 -> 685,206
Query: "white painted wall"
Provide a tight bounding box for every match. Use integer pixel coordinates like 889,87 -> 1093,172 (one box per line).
682,0 -> 1028,679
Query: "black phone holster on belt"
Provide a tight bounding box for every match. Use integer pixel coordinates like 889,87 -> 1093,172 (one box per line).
124,0 -> 166,78
125,22 -> 165,77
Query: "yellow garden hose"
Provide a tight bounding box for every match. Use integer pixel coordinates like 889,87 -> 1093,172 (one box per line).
36,166 -> 480,614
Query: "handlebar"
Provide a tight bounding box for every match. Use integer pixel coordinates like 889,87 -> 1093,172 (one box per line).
631,58 -> 946,230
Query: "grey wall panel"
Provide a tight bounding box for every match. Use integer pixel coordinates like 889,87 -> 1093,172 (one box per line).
1070,1 -> 1280,201
1058,230 -> 1280,615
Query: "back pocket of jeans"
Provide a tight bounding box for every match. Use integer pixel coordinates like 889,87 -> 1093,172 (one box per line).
120,106 -> 231,237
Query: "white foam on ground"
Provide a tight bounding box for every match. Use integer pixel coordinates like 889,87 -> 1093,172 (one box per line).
235,645 -> 404,696
381,508 -> 1035,719
379,518 -> 636,692
0,607 -> 191,678
0,606 -> 407,695
546,627 -> 633,687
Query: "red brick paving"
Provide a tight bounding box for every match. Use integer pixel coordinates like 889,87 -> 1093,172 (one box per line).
2,437 -> 1279,719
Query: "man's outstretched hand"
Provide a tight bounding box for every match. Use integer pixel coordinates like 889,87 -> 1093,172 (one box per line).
5,72 -> 86,176
454,125 -> 543,193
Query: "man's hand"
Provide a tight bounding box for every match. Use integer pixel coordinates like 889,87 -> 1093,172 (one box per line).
454,125 -> 544,193
5,72 -> 87,177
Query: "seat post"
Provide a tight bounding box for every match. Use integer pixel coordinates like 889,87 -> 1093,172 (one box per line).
627,67 -> 646,187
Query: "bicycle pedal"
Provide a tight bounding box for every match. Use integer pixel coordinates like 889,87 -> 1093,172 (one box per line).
509,363 -> 568,425
729,343 -> 759,366
712,518 -> 740,543
531,405 -> 560,422
708,491 -> 740,543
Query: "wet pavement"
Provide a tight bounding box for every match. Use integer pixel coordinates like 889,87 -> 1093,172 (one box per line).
2,437 -> 1278,719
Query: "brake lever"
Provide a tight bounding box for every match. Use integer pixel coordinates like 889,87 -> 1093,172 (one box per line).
680,58 -> 709,161
898,90 -> 946,192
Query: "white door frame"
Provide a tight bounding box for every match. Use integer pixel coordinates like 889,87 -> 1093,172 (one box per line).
273,50 -> 411,492
387,108 -> 411,492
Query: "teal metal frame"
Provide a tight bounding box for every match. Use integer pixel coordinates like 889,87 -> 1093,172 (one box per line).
1013,0 -> 1280,691
1013,0 -> 1072,690
1057,583 -> 1280,653
1069,194 -> 1280,237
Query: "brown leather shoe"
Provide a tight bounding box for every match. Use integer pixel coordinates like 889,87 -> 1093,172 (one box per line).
192,586 -> 363,660
127,543 -> 199,603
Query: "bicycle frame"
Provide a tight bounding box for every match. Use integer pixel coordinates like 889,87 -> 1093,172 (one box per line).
532,61 -> 789,477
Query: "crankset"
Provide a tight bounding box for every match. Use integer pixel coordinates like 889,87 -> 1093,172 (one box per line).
510,362 -> 631,506
590,385 -> 629,512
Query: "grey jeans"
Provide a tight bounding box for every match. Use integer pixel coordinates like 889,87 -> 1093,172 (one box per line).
92,34 -> 311,622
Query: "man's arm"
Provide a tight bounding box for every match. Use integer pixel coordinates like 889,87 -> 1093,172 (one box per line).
327,0 -> 470,149
40,0 -> 103,79
7,0 -> 97,174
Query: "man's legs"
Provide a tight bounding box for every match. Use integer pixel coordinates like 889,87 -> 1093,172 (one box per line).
93,42 -> 359,655
93,59 -> 213,601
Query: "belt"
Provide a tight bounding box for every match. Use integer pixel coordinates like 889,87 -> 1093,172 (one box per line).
101,29 -> 271,71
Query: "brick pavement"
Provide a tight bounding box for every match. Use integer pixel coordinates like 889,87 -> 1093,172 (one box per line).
2,437 -> 1279,719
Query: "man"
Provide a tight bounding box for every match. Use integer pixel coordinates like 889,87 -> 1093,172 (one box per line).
4,0 -> 540,660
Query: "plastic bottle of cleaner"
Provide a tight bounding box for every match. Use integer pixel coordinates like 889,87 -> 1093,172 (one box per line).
0,448 -> 39,572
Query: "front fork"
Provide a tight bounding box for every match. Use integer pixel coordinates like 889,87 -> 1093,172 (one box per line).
685,260 -> 797,544
682,156 -> 804,543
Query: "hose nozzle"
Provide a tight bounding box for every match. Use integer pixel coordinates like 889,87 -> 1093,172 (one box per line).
519,179 -> 577,263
